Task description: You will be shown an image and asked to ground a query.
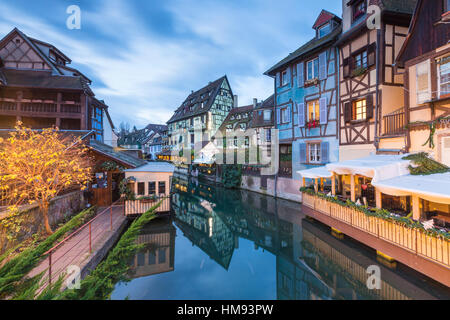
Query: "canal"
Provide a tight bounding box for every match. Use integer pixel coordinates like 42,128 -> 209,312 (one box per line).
111,176 -> 450,300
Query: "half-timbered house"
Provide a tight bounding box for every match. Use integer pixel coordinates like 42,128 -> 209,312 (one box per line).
337,0 -> 416,160
264,10 -> 342,201
167,76 -> 235,162
0,28 -> 113,143
397,0 -> 450,166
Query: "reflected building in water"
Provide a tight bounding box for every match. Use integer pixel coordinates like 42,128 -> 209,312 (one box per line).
128,218 -> 176,279
167,176 -> 449,300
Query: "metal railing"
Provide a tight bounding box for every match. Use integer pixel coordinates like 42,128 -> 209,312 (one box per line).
302,192 -> 450,268
42,200 -> 123,285
383,109 -> 405,136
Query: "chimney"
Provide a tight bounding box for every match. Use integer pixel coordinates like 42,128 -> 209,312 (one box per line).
253,98 -> 257,108
233,95 -> 238,108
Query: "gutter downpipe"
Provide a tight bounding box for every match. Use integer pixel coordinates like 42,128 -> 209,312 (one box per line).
374,28 -> 381,151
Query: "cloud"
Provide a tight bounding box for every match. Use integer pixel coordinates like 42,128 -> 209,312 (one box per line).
0,0 -> 342,128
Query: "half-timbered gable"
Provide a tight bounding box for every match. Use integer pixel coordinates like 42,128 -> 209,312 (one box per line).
397,0 -> 450,166
167,76 -> 234,155
265,10 -> 342,180
0,28 -> 112,143
338,0 -> 416,160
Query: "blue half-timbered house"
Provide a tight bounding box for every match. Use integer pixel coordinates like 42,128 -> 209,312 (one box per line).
265,10 -> 342,184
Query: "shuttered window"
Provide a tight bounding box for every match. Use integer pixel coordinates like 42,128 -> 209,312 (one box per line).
307,100 -> 320,122
308,143 -> 321,164
353,99 -> 367,120
307,58 -> 319,80
417,60 -> 431,103
319,52 -> 327,80
298,102 -> 305,127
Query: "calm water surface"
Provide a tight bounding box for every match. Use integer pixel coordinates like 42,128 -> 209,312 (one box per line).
111,177 -> 450,300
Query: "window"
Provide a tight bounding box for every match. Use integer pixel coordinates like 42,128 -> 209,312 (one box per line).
148,182 -> 156,195
158,248 -> 166,264
354,50 -> 368,70
417,61 -> 431,104
352,0 -> 366,22
445,0 -> 450,14
438,56 -> 450,98
263,110 -> 271,121
307,58 -> 319,80
281,69 -> 288,86
158,181 -> 166,195
266,129 -> 272,142
318,23 -> 331,38
281,108 -> 290,123
137,182 -> 145,196
308,143 -> 321,164
353,99 -> 367,120
307,100 -> 320,122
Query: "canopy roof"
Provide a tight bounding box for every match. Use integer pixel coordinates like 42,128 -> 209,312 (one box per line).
372,172 -> 450,204
124,162 -> 174,173
297,166 -> 332,179
326,154 -> 411,183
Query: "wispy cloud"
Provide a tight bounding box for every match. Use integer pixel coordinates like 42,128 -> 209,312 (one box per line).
0,0 -> 341,127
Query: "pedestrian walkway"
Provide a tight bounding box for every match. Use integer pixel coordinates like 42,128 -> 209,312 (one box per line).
28,205 -> 127,294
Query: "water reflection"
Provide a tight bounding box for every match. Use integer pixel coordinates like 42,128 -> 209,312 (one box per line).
118,175 -> 450,300
127,218 -> 176,279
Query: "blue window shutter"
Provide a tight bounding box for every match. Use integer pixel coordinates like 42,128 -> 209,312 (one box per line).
298,102 -> 305,127
319,52 -> 327,80
321,141 -> 329,163
319,97 -> 328,125
276,108 -> 281,125
286,67 -> 291,85
286,105 -> 291,123
297,63 -> 304,87
276,72 -> 280,87
299,143 -> 307,163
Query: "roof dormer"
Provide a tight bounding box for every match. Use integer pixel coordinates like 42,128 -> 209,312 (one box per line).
313,10 -> 342,39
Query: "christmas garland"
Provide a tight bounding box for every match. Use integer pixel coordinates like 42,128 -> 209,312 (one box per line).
402,152 -> 450,175
300,187 -> 450,240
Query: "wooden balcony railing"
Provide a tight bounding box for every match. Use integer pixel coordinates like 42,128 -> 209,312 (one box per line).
61,104 -> 81,113
125,195 -> 171,216
21,102 -> 57,113
302,192 -> 450,268
383,109 -> 406,136
0,102 -> 16,111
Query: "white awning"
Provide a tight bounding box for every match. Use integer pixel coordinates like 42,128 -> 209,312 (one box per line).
297,166 -> 332,179
372,172 -> 450,204
326,154 -> 411,183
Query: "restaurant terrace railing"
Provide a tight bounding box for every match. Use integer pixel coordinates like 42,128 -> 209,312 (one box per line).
302,192 -> 450,269
383,108 -> 406,136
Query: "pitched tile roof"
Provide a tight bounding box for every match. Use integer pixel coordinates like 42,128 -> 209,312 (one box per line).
89,140 -> 147,168
0,69 -> 87,90
313,10 -> 341,29
167,75 -> 230,124
264,25 -> 342,76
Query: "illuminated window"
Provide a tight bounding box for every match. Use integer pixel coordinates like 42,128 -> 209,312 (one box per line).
353,99 -> 367,120
307,100 -> 320,122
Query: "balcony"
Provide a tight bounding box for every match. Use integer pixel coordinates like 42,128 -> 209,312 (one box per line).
383,108 -> 406,136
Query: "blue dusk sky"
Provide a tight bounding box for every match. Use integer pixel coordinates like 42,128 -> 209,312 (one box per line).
0,0 -> 342,128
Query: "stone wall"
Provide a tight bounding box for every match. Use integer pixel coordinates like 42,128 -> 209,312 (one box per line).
0,190 -> 86,254
241,175 -> 302,203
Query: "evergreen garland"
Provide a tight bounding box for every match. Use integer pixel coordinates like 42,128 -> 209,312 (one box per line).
402,152 -> 450,175
300,187 -> 450,240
